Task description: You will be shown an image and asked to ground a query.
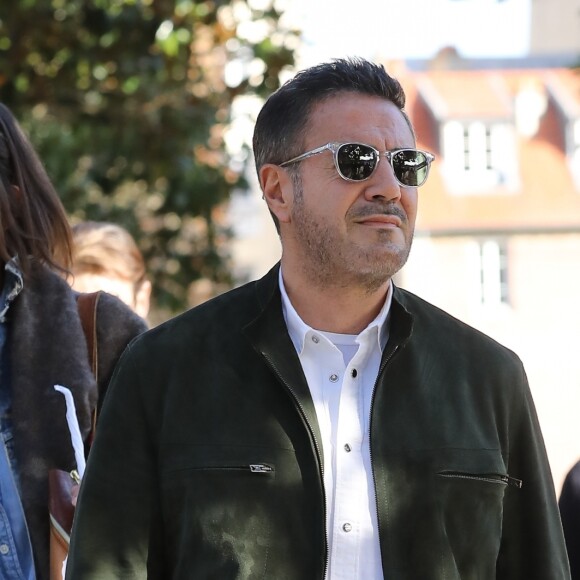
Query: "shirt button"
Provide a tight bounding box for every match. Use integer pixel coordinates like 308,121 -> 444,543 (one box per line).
342,523 -> 352,533
311,335 -> 320,344
0,544 -> 9,554
329,373 -> 339,382
344,443 -> 352,452
351,369 -> 358,378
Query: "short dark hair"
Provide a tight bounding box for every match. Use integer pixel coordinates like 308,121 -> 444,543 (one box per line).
0,103 -> 72,280
253,57 -> 411,175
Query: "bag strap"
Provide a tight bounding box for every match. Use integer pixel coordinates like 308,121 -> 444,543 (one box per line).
76,291 -> 101,441
76,291 -> 101,381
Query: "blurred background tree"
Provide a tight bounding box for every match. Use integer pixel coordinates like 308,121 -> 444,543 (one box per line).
0,0 -> 297,322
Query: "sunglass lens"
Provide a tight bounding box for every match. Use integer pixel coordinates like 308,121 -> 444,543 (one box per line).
337,144 -> 377,181
392,150 -> 429,186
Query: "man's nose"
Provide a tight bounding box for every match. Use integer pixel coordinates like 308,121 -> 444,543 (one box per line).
363,158 -> 402,202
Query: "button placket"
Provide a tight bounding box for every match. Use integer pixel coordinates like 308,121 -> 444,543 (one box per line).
330,350 -> 366,575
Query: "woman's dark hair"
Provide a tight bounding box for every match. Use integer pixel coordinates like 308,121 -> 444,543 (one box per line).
252,57 -> 412,174
0,103 -> 72,279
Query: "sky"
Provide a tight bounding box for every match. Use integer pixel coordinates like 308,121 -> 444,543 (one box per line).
282,0 -> 532,67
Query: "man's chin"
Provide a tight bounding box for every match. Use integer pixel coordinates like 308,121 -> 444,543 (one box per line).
351,261 -> 405,293
363,249 -> 409,279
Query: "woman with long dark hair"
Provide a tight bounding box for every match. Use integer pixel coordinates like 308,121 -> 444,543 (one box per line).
0,102 -> 147,579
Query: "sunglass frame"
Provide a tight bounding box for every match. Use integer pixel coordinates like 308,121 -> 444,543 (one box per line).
280,142 -> 434,187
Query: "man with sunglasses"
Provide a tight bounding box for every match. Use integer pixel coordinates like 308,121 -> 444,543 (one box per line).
68,58 -> 569,579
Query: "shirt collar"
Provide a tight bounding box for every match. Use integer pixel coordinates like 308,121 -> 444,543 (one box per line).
279,267 -> 392,355
0,258 -> 24,323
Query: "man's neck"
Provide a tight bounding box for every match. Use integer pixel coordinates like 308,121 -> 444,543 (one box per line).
280,267 -> 390,335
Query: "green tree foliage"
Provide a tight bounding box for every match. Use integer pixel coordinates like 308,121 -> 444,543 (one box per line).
0,0 -> 297,319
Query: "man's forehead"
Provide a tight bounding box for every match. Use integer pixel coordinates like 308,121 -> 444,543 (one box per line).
305,93 -> 415,145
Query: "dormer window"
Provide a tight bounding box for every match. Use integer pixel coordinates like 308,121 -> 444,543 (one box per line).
441,120 -> 519,194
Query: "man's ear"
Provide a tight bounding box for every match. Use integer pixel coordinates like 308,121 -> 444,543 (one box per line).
259,164 -> 294,225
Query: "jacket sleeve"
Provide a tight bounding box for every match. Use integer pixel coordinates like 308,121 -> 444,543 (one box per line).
496,360 -> 571,579
66,338 -> 164,579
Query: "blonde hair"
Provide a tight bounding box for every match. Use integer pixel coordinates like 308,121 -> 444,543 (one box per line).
71,221 -> 147,296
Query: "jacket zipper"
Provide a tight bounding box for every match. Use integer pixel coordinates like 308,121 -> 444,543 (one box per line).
261,352 -> 328,580
437,470 -> 523,488
368,344 -> 401,567
176,464 -> 274,474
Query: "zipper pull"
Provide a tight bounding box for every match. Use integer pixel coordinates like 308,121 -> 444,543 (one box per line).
249,464 -> 273,473
70,469 -> 81,484
502,474 -> 523,489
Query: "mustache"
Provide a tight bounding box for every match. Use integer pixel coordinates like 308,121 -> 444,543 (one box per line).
348,203 -> 407,224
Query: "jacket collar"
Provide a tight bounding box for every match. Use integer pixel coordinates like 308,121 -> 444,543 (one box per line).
0,258 -> 24,323
384,285 -> 414,359
244,264 -> 415,460
249,263 -> 414,358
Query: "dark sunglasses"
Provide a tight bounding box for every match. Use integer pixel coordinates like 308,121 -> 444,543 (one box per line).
280,142 -> 435,187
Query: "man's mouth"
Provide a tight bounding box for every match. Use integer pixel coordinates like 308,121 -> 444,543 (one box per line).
351,203 -> 406,229
356,214 -> 402,228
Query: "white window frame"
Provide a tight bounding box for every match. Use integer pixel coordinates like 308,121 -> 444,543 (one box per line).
477,239 -> 510,307
441,120 -> 519,194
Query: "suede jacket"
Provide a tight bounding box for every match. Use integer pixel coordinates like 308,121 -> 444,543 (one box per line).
9,262 -> 147,579
67,264 -> 570,579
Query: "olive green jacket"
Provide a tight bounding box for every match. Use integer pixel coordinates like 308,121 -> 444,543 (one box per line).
67,264 -> 570,579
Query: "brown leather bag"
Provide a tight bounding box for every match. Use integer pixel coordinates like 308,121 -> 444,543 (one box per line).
49,291 -> 100,580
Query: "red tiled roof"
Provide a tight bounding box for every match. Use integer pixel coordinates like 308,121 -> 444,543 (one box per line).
398,67 -> 580,233
416,72 -> 513,120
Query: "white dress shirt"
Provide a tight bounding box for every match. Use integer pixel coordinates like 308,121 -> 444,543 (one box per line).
279,270 -> 392,579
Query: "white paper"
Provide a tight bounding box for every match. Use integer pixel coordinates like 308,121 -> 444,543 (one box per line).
54,385 -> 86,477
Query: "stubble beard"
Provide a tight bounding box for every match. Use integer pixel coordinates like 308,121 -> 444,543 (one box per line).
290,178 -> 413,295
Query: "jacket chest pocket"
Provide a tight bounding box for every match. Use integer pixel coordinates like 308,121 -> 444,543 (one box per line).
437,470 -> 522,488
431,449 -> 515,577
175,463 -> 275,477
161,450 -> 278,513
432,448 -> 518,517
377,448 -> 516,579
160,446 -> 283,579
